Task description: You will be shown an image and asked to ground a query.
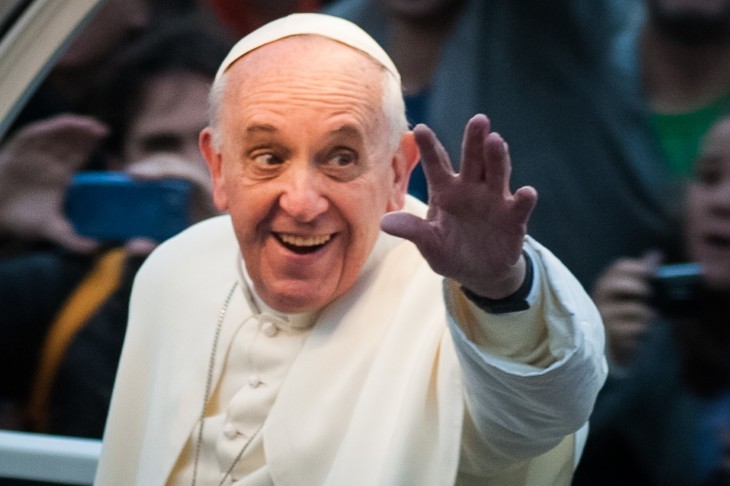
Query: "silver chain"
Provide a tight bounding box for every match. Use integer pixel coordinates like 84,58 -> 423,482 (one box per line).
192,281 -> 239,486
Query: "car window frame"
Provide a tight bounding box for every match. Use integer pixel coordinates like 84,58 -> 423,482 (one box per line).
0,0 -> 103,141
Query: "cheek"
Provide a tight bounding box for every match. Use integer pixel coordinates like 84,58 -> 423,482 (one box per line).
337,186 -> 388,254
225,181 -> 278,236
683,200 -> 701,248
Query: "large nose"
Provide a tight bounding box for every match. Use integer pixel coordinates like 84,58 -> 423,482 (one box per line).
278,163 -> 329,223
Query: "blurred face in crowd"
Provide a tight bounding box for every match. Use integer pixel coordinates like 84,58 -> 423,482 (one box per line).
124,70 -> 216,223
648,0 -> 730,45
380,0 -> 465,22
200,36 -> 414,313
125,71 -> 211,169
686,116 -> 730,291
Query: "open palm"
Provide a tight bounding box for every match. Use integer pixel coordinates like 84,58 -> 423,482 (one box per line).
381,114 -> 537,299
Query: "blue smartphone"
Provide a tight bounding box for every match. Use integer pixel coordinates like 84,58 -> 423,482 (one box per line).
64,172 -> 192,242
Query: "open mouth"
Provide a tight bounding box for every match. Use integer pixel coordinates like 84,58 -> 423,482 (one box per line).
275,233 -> 333,254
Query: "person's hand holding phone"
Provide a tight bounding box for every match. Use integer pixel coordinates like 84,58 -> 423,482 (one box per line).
125,153 -> 219,223
0,114 -> 108,253
122,153 -> 220,255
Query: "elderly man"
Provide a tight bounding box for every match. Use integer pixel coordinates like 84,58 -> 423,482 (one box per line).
95,13 -> 606,486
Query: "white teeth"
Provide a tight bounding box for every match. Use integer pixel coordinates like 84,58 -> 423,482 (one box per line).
279,234 -> 331,247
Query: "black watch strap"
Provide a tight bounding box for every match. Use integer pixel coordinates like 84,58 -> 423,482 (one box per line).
460,251 -> 533,314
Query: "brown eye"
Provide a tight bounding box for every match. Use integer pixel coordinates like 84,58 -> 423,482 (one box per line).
244,151 -> 287,179
326,151 -> 355,167
254,153 -> 282,166
320,149 -> 362,181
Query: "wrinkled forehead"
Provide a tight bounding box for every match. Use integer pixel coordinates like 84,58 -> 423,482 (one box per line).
227,35 -> 385,85
215,13 -> 400,83
222,36 -> 388,142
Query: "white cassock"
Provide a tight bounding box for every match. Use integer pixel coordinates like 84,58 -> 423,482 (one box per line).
95,196 -> 606,486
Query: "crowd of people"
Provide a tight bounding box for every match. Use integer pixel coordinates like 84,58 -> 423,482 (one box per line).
0,0 -> 727,484
574,113 -> 730,485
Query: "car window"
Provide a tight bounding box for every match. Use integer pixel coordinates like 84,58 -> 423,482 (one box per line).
0,0 -> 102,140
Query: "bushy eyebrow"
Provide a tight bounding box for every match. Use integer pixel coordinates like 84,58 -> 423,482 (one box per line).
246,123 -> 277,135
242,122 -> 366,146
330,124 -> 364,141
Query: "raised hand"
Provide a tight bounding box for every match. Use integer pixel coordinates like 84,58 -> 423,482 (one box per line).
0,114 -> 108,252
381,114 -> 537,299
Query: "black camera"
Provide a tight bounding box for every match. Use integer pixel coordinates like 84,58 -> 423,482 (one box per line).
650,262 -> 703,317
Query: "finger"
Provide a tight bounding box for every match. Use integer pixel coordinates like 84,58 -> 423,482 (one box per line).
592,259 -> 655,301
601,301 -> 655,324
641,249 -> 663,272
484,132 -> 511,195
594,275 -> 653,303
46,218 -> 99,254
126,155 -> 202,180
125,238 -> 158,256
459,114 -> 490,182
33,115 -> 108,164
512,185 -> 538,224
380,211 -> 429,241
607,319 -> 653,353
412,123 -> 453,191
380,211 -> 442,259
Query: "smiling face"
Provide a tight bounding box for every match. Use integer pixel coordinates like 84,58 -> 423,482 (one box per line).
200,36 -> 415,312
686,116 -> 730,291
125,71 -> 211,169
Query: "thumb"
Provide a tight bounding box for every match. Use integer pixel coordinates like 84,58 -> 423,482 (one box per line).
641,249 -> 663,272
381,211 -> 451,278
380,211 -> 429,242
46,218 -> 99,254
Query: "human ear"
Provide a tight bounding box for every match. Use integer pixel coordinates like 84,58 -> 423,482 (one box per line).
386,131 -> 419,211
199,127 -> 229,211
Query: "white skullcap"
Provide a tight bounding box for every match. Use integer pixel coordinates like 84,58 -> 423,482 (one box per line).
214,13 -> 400,83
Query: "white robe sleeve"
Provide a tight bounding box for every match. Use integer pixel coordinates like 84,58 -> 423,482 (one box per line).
444,236 -> 607,473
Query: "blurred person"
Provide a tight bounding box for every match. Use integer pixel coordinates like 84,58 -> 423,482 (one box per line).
199,0 -> 323,42
644,0 -> 730,178
46,0 -> 152,110
6,0 -> 152,134
0,0 -> 331,259
0,114 -> 109,254
574,114 -> 730,486
95,13 -> 606,485
0,0 -> 155,258
0,16 -> 229,440
323,0 -> 730,290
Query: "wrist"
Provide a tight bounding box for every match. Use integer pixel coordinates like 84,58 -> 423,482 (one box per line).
461,250 -> 533,314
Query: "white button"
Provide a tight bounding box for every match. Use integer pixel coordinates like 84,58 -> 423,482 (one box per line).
223,422 -> 237,439
248,375 -> 262,388
261,321 -> 278,337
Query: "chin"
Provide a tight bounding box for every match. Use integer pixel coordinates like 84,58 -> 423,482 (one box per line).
264,287 -> 333,314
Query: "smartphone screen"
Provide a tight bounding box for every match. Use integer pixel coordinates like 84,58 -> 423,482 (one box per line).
64,172 -> 192,242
